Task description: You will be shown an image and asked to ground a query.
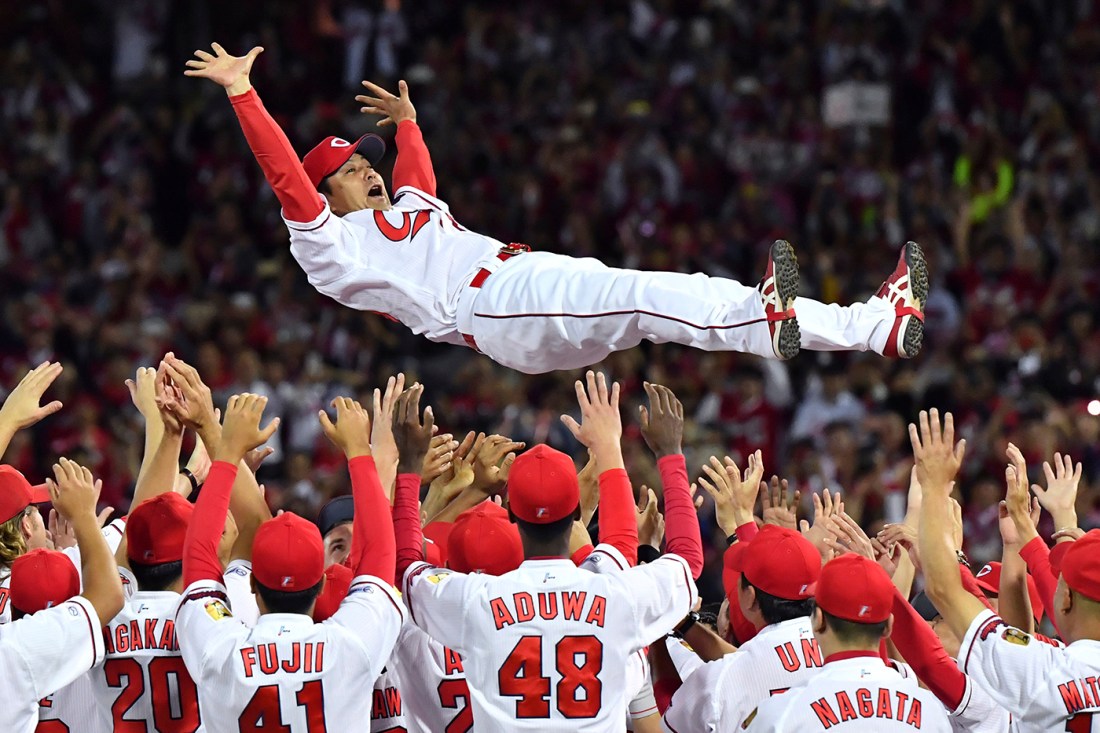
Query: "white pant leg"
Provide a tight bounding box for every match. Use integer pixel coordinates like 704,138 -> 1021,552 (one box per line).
796,295 -> 895,354
461,253 -> 776,373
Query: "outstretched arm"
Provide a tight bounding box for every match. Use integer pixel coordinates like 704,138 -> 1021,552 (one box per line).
185,43 -> 323,223
356,79 -> 437,195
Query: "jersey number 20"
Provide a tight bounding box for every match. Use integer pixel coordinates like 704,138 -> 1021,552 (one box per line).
498,635 -> 603,719
104,657 -> 200,732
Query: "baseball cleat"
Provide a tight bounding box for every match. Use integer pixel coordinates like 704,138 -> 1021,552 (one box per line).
875,241 -> 928,359
758,240 -> 801,360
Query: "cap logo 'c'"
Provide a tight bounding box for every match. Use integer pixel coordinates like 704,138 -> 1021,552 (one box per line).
330,138 -> 351,148
281,576 -> 294,588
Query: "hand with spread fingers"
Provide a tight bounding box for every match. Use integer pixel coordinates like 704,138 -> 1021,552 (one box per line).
355,79 -> 417,127
697,451 -> 762,536
0,361 -> 65,443
1031,451 -> 1082,536
561,371 -> 623,471
318,397 -> 374,459
1003,443 -> 1040,547
761,475 -> 799,530
908,408 -> 966,494
393,384 -> 435,474
158,355 -> 220,444
639,381 -> 684,459
216,394 -> 281,465
800,488 -> 845,560
184,42 -> 265,96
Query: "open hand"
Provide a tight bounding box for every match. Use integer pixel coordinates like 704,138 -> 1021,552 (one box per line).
46,458 -> 100,522
319,397 -> 373,459
0,361 -> 64,432
639,381 -> 683,458
636,487 -> 665,550
561,371 -> 622,464
393,384 -> 434,473
761,475 -> 799,530
698,451 -> 761,535
355,79 -> 416,127
908,409 -> 966,493
184,43 -> 264,95
468,433 -> 524,494
217,394 -> 280,465
1031,452 -> 1081,530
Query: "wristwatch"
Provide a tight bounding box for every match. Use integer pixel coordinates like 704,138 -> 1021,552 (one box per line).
180,468 -> 200,494
671,612 -> 700,639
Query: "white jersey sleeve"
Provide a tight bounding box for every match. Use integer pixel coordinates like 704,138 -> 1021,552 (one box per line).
223,559 -> 260,627
0,595 -> 105,700
661,654 -> 738,733
948,673 -> 1011,733
402,561 -> 480,653
325,574 -> 407,668
174,579 -> 250,680
611,554 -> 699,649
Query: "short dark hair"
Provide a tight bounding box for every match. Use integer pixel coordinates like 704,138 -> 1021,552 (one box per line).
741,575 -> 815,625
512,512 -> 575,544
129,560 -> 183,592
821,608 -> 888,645
256,578 -> 324,616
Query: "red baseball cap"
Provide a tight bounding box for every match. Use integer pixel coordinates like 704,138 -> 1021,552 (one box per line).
302,134 -> 386,188
312,562 -> 353,622
1061,530 -> 1100,602
1050,541 -> 1073,577
722,546 -> 761,643
974,561 -> 1045,621
816,554 -> 894,624
252,513 -> 326,592
727,525 -> 820,601
507,445 -> 579,524
127,492 -> 193,565
0,465 -> 51,524
447,501 -> 523,576
10,549 -> 79,613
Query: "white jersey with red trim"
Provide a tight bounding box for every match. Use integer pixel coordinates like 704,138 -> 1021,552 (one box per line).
0,595 -> 106,733
402,544 -> 698,732
745,654 -> 951,731
661,616 -> 823,732
370,660 -> 409,732
946,670 -> 1011,733
384,622 -> 473,733
175,574 -> 405,733
960,609 -> 1100,731
287,185 -> 505,343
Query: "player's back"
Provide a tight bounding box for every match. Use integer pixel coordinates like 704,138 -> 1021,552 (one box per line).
89,590 -> 200,733
388,622 -> 474,733
746,654 -> 951,732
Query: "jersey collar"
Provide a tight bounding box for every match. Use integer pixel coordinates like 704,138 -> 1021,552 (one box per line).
824,650 -> 883,665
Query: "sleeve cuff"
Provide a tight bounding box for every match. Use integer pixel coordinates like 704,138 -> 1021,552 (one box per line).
957,609 -> 1000,675
228,88 -> 258,104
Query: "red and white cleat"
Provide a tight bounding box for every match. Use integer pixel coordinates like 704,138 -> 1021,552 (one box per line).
758,240 -> 801,360
876,241 -> 928,359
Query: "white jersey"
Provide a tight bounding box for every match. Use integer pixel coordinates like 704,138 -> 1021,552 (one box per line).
387,621 -> 474,733
287,185 -> 504,343
948,671 -> 1011,733
89,582 -> 199,733
0,596 -> 106,733
661,616 -> 823,732
666,635 -> 706,682
175,574 -> 405,733
223,559 -> 260,627
746,654 -> 951,731
371,660 -> 409,732
402,544 -> 698,732
960,609 -> 1100,731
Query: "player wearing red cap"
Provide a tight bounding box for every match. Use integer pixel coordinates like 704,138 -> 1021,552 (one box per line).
0,464 -> 55,623
395,372 -> 698,730
915,409 -> 1100,731
184,43 -> 928,374
175,394 -> 405,732
744,554 -> 949,731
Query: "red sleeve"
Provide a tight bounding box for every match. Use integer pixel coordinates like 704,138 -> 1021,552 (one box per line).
348,456 -> 396,585
228,89 -> 325,223
889,587 -> 967,710
394,472 -> 426,580
653,678 -> 679,715
571,545 -> 594,566
392,120 -> 437,196
658,455 -> 703,578
597,468 -> 637,566
183,461 -> 238,587
1020,536 -> 1061,635
735,522 -> 759,543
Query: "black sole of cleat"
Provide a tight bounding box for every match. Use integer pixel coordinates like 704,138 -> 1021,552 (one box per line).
771,240 -> 801,360
902,241 -> 928,358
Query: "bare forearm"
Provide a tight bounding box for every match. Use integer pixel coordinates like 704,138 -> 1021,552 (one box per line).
228,462 -> 272,561
682,622 -> 736,662
997,548 -> 1034,633
135,416 -> 166,486
130,431 -> 182,511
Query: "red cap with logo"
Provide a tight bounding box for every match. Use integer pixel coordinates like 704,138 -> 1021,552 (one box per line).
127,492 -> 194,564
974,561 -> 1045,621
722,546 -> 762,644
447,501 -> 523,576
1061,530 -> 1100,602
0,465 -> 51,524
10,549 -> 79,614
816,554 -> 894,623
311,563 -> 354,622
252,513 -> 326,592
727,525 -> 820,600
507,445 -> 579,525
302,134 -> 386,188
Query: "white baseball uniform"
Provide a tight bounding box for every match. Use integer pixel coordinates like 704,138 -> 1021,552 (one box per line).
371,662 -> 409,732
661,616 -> 823,732
175,573 -> 404,733
946,671 -> 1011,733
386,622 -> 474,733
745,653 -> 951,731
402,544 -> 698,731
0,595 -> 106,733
959,609 -> 1100,731
288,187 -> 899,374
665,635 -> 706,682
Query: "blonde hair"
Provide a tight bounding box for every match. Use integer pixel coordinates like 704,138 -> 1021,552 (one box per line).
0,511 -> 28,567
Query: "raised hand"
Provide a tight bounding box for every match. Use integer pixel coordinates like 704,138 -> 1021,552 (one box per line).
1031,452 -> 1081,531
561,371 -> 623,470
46,458 -> 100,522
216,394 -> 280,465
761,475 -> 799,530
998,495 -> 1040,549
370,373 -> 405,468
125,366 -> 160,422
698,451 -> 762,536
158,356 -> 219,439
639,381 -> 684,459
0,361 -> 64,433
393,384 -> 434,473
184,43 -> 264,95
800,488 -> 845,560
1004,444 -> 1040,545
577,449 -> 600,525
318,397 -> 373,459
823,512 -> 876,561
355,79 -> 416,127
908,409 -> 966,493
468,433 -> 525,494
636,487 -> 665,550
422,433 -> 458,484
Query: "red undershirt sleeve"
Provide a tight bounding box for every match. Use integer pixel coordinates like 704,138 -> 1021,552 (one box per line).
597,468 -> 638,566
1019,536 -> 1061,636
183,461 -> 238,587
394,472 -> 426,580
658,455 -> 704,578
228,88 -> 325,223
348,456 -> 396,585
889,587 -> 967,710
392,120 -> 437,196
735,522 -> 759,543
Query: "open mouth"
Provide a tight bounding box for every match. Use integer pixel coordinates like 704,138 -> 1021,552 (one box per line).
368,184 -> 384,197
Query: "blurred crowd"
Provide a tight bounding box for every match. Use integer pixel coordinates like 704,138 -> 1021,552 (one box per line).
2,0 -> 1100,602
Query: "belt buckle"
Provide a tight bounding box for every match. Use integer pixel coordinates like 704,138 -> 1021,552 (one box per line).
501,242 -> 531,255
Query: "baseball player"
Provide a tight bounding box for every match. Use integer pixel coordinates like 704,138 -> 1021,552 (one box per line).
915,409 -> 1100,731
184,43 -> 927,374
0,465 -> 55,623
394,372 -> 698,731
0,459 -> 124,733
175,394 -> 405,731
745,554 -> 950,731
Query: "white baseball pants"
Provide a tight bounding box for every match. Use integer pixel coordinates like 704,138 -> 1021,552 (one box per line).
454,252 -> 898,374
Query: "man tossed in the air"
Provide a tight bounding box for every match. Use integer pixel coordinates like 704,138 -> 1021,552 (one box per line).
186,44 -> 927,374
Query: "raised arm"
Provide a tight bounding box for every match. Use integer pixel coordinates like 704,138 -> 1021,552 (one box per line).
356,79 -> 437,195
392,385 -> 436,580
0,361 -> 64,459
185,43 -> 324,223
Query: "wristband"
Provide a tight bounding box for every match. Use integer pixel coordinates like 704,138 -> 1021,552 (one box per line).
726,534 -> 738,547
180,468 -> 200,494
956,549 -> 970,568
672,611 -> 700,639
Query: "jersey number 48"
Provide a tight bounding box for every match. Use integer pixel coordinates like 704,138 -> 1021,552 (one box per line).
498,635 -> 603,719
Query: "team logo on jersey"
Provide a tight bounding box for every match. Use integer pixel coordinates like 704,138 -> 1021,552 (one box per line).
330,138 -> 351,147
68,606 -> 78,617
426,572 -> 452,585
741,709 -> 758,729
204,599 -> 233,621
226,565 -> 248,577
1001,628 -> 1031,646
